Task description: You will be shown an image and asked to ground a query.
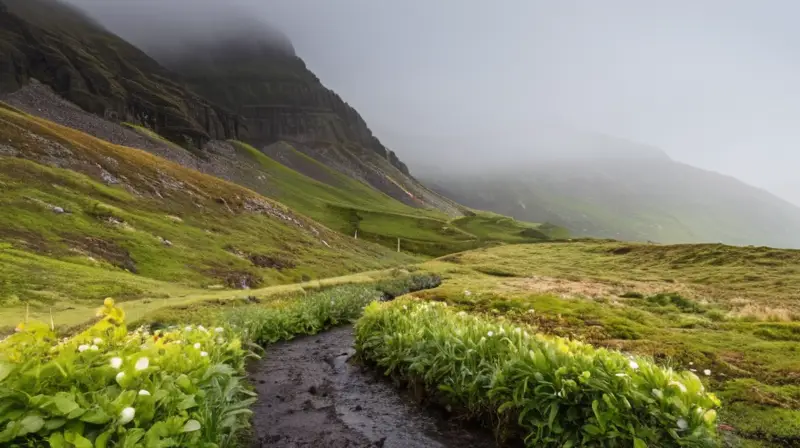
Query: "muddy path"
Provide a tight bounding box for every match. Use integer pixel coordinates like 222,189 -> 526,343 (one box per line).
248,326 -> 497,448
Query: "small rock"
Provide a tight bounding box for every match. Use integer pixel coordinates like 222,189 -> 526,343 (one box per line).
308,385 -> 318,395
52,206 -> 65,214
353,405 -> 363,412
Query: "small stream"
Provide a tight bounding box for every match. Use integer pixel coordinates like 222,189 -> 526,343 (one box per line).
248,326 -> 497,448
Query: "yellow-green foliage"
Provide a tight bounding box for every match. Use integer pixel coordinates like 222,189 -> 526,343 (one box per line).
0,299 -> 253,446
356,299 -> 720,447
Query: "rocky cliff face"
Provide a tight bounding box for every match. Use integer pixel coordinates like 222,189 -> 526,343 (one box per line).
154,37 -> 464,212
162,40 -> 409,175
0,0 -> 244,147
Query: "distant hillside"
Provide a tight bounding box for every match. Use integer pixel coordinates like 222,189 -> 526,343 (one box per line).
419,134 -> 800,248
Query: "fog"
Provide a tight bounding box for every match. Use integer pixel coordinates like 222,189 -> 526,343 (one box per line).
67,0 -> 800,204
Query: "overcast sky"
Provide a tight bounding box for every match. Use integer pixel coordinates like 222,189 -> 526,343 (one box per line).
69,0 -> 800,203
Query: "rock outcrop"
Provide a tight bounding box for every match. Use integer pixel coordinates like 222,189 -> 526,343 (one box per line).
0,0 -> 244,147
161,40 -> 408,174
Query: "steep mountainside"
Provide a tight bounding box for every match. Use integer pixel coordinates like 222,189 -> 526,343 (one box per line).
155,36 -> 459,213
0,0 -> 243,146
421,138 -> 800,248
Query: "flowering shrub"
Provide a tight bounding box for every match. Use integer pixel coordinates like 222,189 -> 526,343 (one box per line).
355,299 -> 721,447
0,299 -> 253,447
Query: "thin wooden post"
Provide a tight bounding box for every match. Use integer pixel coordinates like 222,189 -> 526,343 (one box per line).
354,229 -> 358,239
50,308 -> 54,331
397,238 -> 400,252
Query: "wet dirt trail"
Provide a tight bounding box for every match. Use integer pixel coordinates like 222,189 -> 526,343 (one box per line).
249,326 -> 497,448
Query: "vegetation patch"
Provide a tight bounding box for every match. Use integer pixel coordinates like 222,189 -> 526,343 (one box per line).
0,299 -> 253,446
355,299 -> 721,447
417,242 -> 800,446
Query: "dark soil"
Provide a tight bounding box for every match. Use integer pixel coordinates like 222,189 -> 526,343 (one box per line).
249,326 -> 497,448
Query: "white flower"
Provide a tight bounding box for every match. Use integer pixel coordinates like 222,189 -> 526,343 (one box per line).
331,300 -> 335,305
690,369 -> 697,372
119,407 -> 135,425
214,327 -> 224,333
200,351 -> 208,357
138,389 -> 150,396
498,328 -> 506,335
78,344 -> 90,352
173,340 -> 182,345
669,381 -> 687,393
526,308 -> 535,314
514,327 -> 522,334
457,311 -> 467,317
487,331 -> 494,337
135,357 -> 149,371
652,389 -> 663,399
402,305 -> 408,310
90,345 -> 99,351
689,362 -> 694,366
182,419 -> 201,432
629,360 -> 639,370
464,290 -> 472,296
93,337 -> 104,345
198,325 -> 208,333
110,357 -> 123,369
185,325 -> 193,332
703,369 -> 711,376
116,372 -> 126,383
677,418 -> 688,431
615,373 -> 627,377
193,343 -> 201,349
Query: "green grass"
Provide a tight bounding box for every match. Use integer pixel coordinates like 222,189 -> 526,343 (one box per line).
414,241 -> 800,447
231,141 -> 563,256
451,213 -> 568,242
0,106 -> 421,326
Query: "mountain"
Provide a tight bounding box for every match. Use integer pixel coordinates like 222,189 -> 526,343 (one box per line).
153,34 -> 461,214
417,132 -> 800,248
0,0 -> 563,273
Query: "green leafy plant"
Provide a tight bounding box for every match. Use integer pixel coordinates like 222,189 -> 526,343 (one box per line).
355,299 -> 721,447
0,299 -> 254,447
226,285 -> 381,345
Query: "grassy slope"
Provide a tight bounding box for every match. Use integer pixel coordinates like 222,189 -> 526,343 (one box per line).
231,141 -> 560,256
426,159 -> 800,248
0,104 -> 418,323
418,242 -> 800,447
